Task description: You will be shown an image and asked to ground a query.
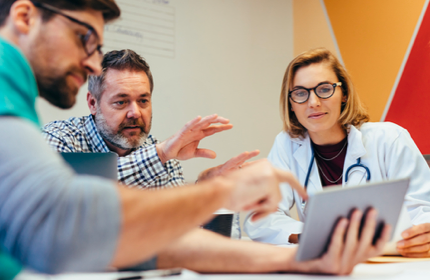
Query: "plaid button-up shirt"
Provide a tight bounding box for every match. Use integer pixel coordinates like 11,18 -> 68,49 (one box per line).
42,115 -> 185,189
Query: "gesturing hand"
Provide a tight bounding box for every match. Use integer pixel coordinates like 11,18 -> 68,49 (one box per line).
223,159 -> 308,221
156,114 -> 233,164
397,223 -> 430,257
197,150 -> 260,181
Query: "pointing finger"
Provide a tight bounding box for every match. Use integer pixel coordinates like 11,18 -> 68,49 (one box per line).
274,168 -> 308,200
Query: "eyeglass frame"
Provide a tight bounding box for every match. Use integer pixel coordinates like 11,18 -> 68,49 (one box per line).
288,82 -> 342,104
31,1 -> 103,59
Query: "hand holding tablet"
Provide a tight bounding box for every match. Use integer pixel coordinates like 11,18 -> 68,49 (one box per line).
296,179 -> 409,262
288,208 -> 391,275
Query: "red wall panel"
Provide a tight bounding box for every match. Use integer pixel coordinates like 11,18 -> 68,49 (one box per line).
385,5 -> 430,154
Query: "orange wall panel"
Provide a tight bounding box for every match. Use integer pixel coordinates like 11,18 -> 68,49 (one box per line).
324,0 -> 426,120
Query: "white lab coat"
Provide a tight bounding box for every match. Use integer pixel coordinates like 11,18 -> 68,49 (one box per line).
244,122 -> 430,245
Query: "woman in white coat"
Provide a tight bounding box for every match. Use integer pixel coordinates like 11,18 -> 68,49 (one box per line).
244,48 -> 430,257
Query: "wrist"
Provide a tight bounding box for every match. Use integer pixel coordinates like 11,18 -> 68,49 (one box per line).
265,247 -> 298,272
155,143 -> 168,164
278,247 -> 320,274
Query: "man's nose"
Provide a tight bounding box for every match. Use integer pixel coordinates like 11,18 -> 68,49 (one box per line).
82,52 -> 103,76
126,102 -> 142,119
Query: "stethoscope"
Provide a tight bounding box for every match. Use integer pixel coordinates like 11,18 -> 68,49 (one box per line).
301,148 -> 371,210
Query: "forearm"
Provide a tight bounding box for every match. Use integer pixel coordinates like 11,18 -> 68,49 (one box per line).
111,178 -> 233,268
1,118 -> 121,274
157,228 -> 295,273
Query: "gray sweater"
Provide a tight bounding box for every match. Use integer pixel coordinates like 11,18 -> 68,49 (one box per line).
0,117 -> 121,274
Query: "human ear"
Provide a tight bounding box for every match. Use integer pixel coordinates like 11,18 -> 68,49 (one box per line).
87,92 -> 98,115
9,1 -> 38,35
342,95 -> 347,103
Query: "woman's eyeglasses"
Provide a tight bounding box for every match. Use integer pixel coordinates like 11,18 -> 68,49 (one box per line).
289,82 -> 342,104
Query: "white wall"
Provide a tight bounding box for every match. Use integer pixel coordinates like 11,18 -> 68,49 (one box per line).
37,0 -> 294,183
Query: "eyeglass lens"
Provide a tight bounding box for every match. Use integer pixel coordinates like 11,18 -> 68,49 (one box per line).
290,83 -> 336,103
33,1 -> 102,59
82,30 -> 102,58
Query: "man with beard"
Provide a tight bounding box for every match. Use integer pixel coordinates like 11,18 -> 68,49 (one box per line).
42,49 -> 259,190
0,0 -> 389,278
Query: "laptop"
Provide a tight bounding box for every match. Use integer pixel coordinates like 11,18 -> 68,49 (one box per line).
61,152 -> 118,181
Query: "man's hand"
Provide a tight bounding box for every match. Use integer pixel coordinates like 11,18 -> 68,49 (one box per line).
197,150 -> 260,181
222,159 -> 307,220
156,114 -> 233,164
397,223 -> 430,257
290,209 -> 391,275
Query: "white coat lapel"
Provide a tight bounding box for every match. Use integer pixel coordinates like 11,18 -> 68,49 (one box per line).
343,126 -> 367,186
293,135 -> 322,194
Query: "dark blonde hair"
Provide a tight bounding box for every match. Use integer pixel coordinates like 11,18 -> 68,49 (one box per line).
280,48 -> 369,138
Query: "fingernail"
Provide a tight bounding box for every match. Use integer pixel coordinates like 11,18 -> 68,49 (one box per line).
402,232 -> 409,238
341,219 -> 348,228
367,210 -> 377,220
397,241 -> 405,248
354,211 -> 362,221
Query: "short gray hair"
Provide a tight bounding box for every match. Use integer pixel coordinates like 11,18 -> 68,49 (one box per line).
88,49 -> 154,101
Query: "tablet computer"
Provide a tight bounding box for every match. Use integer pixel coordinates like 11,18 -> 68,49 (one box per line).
296,178 -> 409,261
61,152 -> 118,180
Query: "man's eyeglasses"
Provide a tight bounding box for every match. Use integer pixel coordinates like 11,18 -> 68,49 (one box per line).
289,82 -> 342,104
31,1 -> 103,60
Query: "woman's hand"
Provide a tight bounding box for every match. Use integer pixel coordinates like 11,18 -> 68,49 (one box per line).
397,223 -> 430,257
